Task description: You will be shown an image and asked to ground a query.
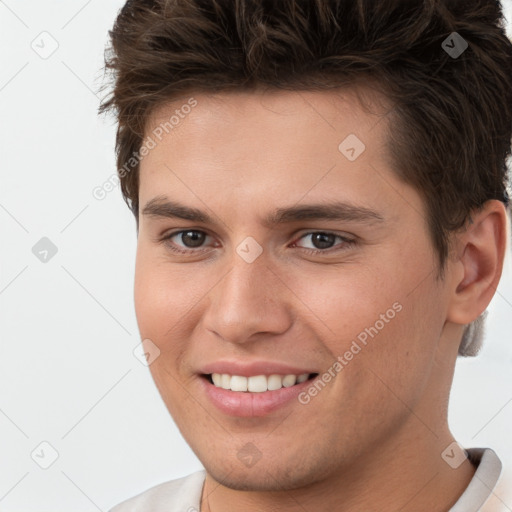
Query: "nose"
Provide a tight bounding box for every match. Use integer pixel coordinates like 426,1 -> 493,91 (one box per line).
201,253 -> 293,345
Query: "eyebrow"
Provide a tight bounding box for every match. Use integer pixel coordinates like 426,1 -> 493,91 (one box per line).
142,196 -> 385,227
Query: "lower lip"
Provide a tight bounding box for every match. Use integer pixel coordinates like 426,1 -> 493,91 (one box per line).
200,376 -> 315,417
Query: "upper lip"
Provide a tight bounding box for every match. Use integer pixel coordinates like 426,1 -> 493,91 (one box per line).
199,360 -> 317,377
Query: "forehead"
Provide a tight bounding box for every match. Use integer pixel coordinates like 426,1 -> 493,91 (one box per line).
145,85 -> 393,143
142,86 -> 393,177
138,86 -> 424,229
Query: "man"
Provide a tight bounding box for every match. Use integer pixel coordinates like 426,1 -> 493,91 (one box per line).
100,1 -> 512,510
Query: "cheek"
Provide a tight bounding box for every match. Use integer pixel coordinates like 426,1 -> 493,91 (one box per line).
346,282 -> 444,414
133,249 -> 198,410
134,258 -> 168,340
134,245 -> 204,341
280,261 -> 404,346
304,259 -> 443,400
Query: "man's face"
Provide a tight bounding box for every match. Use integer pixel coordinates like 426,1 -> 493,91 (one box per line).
135,88 -> 455,490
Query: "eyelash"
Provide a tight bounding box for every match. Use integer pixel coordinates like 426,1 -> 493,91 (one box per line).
161,230 -> 356,256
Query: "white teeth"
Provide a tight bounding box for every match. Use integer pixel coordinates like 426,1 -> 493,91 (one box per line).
210,373 -> 310,392
267,374 -> 283,391
221,374 -> 231,390
282,374 -> 297,387
230,375 -> 248,392
248,375 -> 267,393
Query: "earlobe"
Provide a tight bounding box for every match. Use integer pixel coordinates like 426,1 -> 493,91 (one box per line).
446,200 -> 508,326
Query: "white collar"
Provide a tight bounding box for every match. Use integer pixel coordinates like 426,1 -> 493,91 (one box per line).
449,448 -> 502,511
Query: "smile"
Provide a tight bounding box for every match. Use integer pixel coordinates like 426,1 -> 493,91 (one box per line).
200,371 -> 320,417
207,373 -> 316,392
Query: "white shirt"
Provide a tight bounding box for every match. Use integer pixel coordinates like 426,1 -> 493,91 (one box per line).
110,448 -> 508,512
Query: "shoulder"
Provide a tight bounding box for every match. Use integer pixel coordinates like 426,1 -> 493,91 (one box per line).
109,470 -> 206,512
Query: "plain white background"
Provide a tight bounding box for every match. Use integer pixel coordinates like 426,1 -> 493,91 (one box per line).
0,1 -> 511,510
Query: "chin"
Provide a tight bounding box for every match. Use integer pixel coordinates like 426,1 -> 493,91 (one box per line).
202,457 -> 331,492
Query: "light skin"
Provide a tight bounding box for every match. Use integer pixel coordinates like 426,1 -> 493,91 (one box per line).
134,87 -> 507,512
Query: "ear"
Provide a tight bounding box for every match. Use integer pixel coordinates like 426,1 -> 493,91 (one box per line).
446,200 -> 508,325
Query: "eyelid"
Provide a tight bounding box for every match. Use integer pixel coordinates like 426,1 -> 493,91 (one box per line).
291,230 -> 356,251
162,229 -> 216,253
161,229 -> 356,255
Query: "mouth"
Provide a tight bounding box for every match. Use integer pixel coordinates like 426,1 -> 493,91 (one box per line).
202,372 -> 319,392
198,362 -> 322,416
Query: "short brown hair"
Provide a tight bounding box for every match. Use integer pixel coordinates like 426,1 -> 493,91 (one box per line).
99,0 -> 512,351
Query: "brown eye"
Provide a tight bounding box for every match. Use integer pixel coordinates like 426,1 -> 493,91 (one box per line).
179,230 -> 206,248
294,232 -> 354,253
309,232 -> 336,249
162,230 -> 214,254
